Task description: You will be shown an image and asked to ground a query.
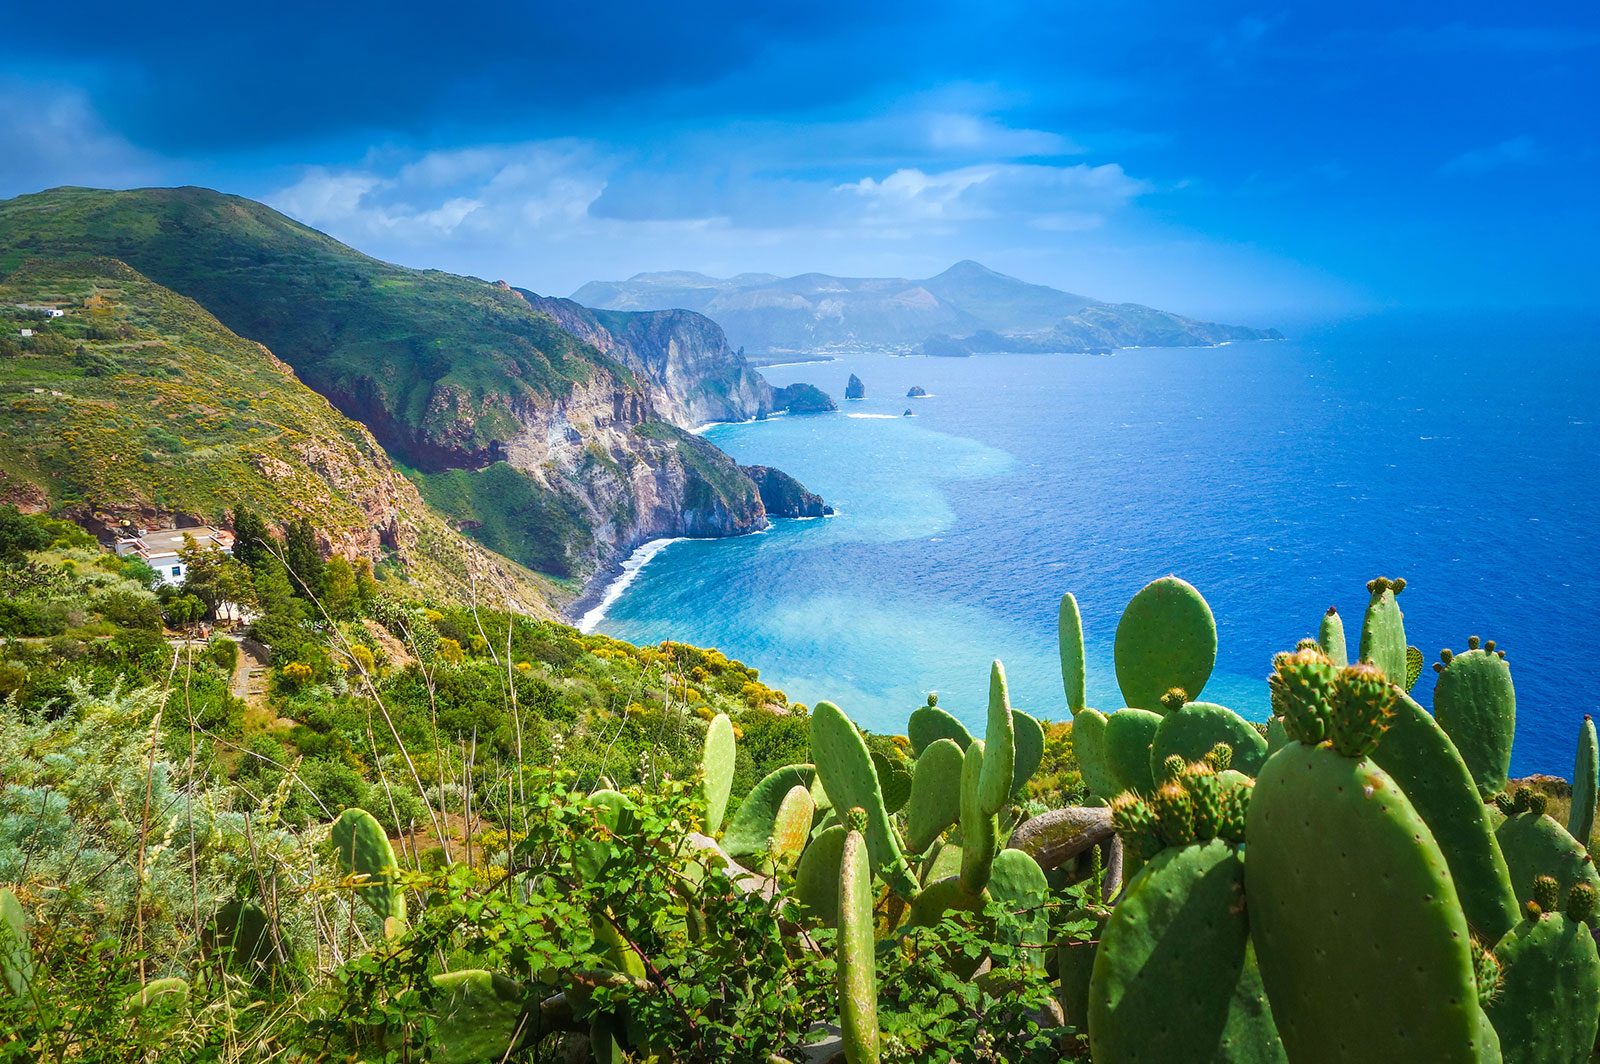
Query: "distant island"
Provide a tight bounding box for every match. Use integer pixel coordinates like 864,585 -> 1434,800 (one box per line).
573,259 -> 1281,362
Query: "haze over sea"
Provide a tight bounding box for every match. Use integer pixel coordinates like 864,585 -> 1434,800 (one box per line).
592,313 -> 1598,777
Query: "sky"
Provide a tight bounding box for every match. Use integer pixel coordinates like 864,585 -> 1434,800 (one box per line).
1,0 -> 1596,321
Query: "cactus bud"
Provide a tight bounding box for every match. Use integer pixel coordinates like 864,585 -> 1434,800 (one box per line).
1493,792 -> 1516,815
1529,792 -> 1549,817
1160,753 -> 1187,782
1109,793 -> 1165,862
1217,776 -> 1253,844
1274,648 -> 1337,746
1188,770 -> 1224,841
1473,944 -> 1502,1007
1153,782 -> 1196,847
1532,875 -> 1559,915
1295,637 -> 1320,653
1568,883 -> 1598,923
1468,635 -> 1481,650
1327,663 -> 1397,758
1512,789 -> 1532,814
1204,742 -> 1233,773
926,693 -> 938,707
1391,578 -> 1406,593
845,806 -> 868,834
1440,648 -> 1454,663
1325,606 -> 1338,616
1160,687 -> 1189,714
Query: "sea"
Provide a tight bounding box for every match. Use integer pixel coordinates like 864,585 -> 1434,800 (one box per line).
587,312 -> 1599,778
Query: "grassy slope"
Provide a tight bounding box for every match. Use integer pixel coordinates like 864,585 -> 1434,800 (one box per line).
0,257 -> 565,611
0,186 -> 637,469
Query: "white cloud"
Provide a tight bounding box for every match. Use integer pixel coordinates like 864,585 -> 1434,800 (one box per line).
1440,136 -> 1541,176
0,81 -> 166,196
840,162 -> 1147,229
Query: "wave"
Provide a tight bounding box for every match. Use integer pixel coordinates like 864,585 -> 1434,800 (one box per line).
846,413 -> 901,419
578,537 -> 688,634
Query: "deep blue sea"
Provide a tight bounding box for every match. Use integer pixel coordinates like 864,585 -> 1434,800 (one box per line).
592,313 -> 1599,777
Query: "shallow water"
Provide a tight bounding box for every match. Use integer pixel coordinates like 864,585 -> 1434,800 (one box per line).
596,312 -> 1599,776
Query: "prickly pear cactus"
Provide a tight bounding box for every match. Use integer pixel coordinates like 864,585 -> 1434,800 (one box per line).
1149,696 -> 1269,779
1057,906 -> 1108,1033
838,813 -> 881,1064
1011,709 -> 1045,795
1059,591 -> 1088,715
907,698 -> 973,755
124,976 -> 189,1013
1104,707 -> 1164,794
1432,638 -> 1516,800
1570,716 -> 1598,847
0,888 -> 31,999
906,738 -> 964,853
429,969 -> 532,1064
794,825 -> 848,927
986,849 -> 1051,969
870,749 -> 913,815
810,701 -> 916,894
701,712 -> 737,834
1357,576 -> 1408,685
1246,651 -> 1495,1064
1113,577 -> 1217,713
722,764 -> 818,858
1370,692 -> 1519,942
1494,790 -> 1600,915
977,661 -> 1016,815
1484,882 -> 1600,1064
768,784 -> 816,870
1088,839 -> 1286,1064
1406,645 -> 1425,692
331,807 -> 407,923
1071,707 -> 1122,798
208,899 -> 291,982
959,739 -> 997,895
1318,606 -> 1348,666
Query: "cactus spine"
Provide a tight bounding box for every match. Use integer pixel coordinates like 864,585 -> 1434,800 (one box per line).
838,811 -> 880,1064
1113,576 -> 1217,712
1570,716 -> 1598,847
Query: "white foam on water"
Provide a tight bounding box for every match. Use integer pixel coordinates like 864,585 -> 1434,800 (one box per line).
578,537 -> 688,633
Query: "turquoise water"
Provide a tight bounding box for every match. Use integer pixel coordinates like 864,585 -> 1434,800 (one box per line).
595,313 -> 1599,776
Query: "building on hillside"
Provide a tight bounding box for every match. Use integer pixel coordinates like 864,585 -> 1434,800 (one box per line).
13,304 -> 65,317
115,526 -> 236,588
18,329 -> 32,339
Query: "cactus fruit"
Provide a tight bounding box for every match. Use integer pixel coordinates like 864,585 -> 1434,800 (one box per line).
1357,576 -> 1408,686
810,701 -> 916,894
1088,839 -> 1286,1064
1149,700 -> 1269,779
331,807 -> 406,923
959,739 -> 998,895
1113,576 -> 1218,712
1059,591 -> 1088,715
870,750 -> 913,815
1247,740 -> 1493,1063
1011,709 -> 1045,795
722,764 -> 818,858
1433,640 -> 1517,801
1270,648 -> 1338,746
124,977 -> 189,1013
1484,885 -> 1600,1064
1495,800 -> 1600,917
768,785 -> 816,869
701,712 -> 737,834
976,661 -> 1017,817
838,820 -> 881,1064
1318,606 -> 1348,666
907,701 -> 973,756
0,888 -> 31,999
1071,708 -> 1121,798
1570,717 -> 1598,847
428,969 -> 533,1064
1369,692 -> 1519,942
1104,707 -> 1164,795
794,825 -> 847,927
906,738 -> 965,853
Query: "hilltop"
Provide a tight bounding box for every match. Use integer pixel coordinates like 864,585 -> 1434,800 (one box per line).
0,257 -> 560,610
573,259 -> 1281,360
0,187 -> 829,596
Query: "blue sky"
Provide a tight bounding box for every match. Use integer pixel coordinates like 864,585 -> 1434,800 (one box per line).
1,0 -> 1595,320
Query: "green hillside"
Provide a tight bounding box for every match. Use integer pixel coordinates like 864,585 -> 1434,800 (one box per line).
0,186 -> 636,470
0,256 -> 563,610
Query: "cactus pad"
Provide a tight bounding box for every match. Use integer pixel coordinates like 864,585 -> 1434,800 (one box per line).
977,661 -> 1016,815
1318,606 -> 1348,666
986,849 -> 1051,969
1247,741 -> 1491,1063
769,785 -> 816,869
1149,700 -> 1269,780
1104,707 -> 1164,794
1570,717 -> 1598,848
722,764 -> 818,857
0,888 -> 31,999
1059,591 -> 1088,715
1495,805 -> 1600,918
1011,709 -> 1045,795
793,825 -> 847,927
331,807 -> 406,923
907,702 -> 973,756
1485,905 -> 1600,1064
1070,708 -> 1121,798
1089,839 -> 1286,1064
428,969 -> 532,1064
1113,576 -> 1217,712
701,712 -> 737,834
1433,642 -> 1517,801
1357,577 -> 1408,685
869,750 -> 913,815
959,739 -> 998,895
810,701 -> 915,893
906,738 -> 964,853
838,826 -> 881,1064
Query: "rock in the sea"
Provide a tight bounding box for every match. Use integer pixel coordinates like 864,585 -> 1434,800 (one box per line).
771,382 -> 837,414
740,465 -> 833,518
845,373 -> 865,400
903,409 -> 913,417
906,385 -> 928,397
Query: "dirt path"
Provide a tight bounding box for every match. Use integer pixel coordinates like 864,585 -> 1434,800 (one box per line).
230,637 -> 289,731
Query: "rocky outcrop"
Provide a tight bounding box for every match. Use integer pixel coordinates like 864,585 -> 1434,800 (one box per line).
845,374 -> 865,400
907,385 -> 928,397
771,383 -> 837,414
740,465 -> 832,519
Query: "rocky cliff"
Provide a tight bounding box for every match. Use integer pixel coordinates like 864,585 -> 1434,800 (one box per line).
740,466 -> 832,519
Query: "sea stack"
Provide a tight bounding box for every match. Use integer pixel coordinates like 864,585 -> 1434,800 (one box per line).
845,373 -> 865,400
907,385 -> 927,397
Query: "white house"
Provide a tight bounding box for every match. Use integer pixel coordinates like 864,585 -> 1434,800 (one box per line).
115,526 -> 236,588
13,304 -> 64,318
19,329 -> 32,339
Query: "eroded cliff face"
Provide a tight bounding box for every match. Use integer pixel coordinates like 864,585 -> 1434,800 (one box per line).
512,288 -> 774,425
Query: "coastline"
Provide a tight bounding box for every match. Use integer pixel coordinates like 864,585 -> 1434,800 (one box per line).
571,536 -> 689,634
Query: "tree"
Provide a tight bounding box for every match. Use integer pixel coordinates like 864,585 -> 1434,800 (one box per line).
283,516 -> 326,602
322,556 -> 359,620
352,556 -> 380,608
230,507 -> 272,571
250,556 -> 308,653
179,535 -> 257,619
164,594 -> 206,631
0,507 -> 51,560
